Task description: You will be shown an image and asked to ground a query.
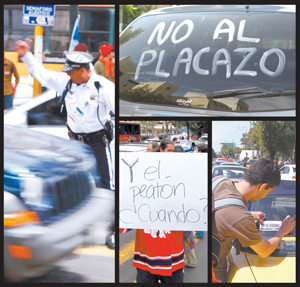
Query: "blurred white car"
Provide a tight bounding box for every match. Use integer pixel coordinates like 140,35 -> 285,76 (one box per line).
4,90 -> 70,139
280,164 -> 296,180
4,89 -> 115,169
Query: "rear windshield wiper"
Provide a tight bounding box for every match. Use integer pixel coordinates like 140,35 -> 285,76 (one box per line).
207,87 -> 295,100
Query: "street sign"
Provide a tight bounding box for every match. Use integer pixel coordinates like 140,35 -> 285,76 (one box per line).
22,5 -> 56,26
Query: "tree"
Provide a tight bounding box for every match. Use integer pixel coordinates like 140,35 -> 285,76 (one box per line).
140,121 -> 156,135
221,145 -> 236,159
172,121 -> 186,134
188,121 -> 208,138
212,148 -> 217,159
120,5 -> 156,31
251,121 -> 296,160
240,131 -> 252,149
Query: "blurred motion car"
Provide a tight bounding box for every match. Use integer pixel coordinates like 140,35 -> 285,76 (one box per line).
119,5 -> 295,117
279,164 -> 296,180
212,166 -> 248,183
227,179 -> 296,283
4,125 -> 114,281
4,90 -> 69,139
3,90 -> 115,176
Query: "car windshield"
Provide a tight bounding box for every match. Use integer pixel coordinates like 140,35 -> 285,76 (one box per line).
120,9 -> 295,113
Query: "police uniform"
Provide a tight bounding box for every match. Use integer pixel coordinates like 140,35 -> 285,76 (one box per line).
21,51 -> 115,190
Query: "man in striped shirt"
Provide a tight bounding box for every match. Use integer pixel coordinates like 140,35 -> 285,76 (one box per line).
120,139 -> 185,283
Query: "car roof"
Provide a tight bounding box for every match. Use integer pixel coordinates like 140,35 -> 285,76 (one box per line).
120,142 -> 148,152
213,166 -> 248,171
139,5 -> 295,17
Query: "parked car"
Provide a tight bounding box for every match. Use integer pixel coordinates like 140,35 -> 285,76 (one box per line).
119,5 -> 295,117
120,142 -> 148,152
227,179 -> 296,283
179,140 -> 199,152
199,134 -> 208,144
280,164 -> 296,180
212,166 -> 248,183
215,158 -> 227,162
213,160 -> 228,168
246,159 -> 257,168
220,162 -> 241,166
4,125 -> 114,281
144,138 -> 161,143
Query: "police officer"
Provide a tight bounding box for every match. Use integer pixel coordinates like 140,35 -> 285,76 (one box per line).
14,39 -> 115,190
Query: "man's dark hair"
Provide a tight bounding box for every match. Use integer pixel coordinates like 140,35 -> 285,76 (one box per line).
197,143 -> 208,153
172,137 -> 178,142
151,142 -> 160,152
160,139 -> 174,151
174,145 -> 185,152
245,158 -> 280,189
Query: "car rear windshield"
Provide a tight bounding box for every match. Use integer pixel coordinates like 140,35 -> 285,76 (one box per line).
120,10 -> 295,113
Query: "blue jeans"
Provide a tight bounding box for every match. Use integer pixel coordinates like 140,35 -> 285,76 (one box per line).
4,94 -> 13,110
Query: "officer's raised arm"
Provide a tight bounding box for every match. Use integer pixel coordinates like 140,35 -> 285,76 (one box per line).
14,38 -> 69,94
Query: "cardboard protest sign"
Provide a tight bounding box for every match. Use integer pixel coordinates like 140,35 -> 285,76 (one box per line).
119,152 -> 207,231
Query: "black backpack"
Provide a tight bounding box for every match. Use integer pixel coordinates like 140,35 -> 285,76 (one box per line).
212,176 -> 247,268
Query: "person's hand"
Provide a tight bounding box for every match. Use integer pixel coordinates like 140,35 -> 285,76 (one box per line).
251,211 -> 266,224
278,215 -> 295,237
14,38 -> 32,57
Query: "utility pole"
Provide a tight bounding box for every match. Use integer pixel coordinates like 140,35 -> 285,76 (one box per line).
70,5 -> 79,43
119,5 -> 123,33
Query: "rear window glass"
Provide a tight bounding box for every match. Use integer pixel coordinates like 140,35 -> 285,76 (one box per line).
254,193 -> 295,238
120,10 -> 295,113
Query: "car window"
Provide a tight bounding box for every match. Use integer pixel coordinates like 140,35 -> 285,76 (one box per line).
222,168 -> 246,179
27,98 -> 67,126
254,180 -> 296,237
281,166 -> 290,174
120,10 -> 295,113
254,194 -> 295,237
212,167 -> 247,178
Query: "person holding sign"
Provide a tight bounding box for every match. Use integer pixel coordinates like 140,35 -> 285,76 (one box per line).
160,138 -> 175,152
120,139 -> 186,283
212,158 -> 295,282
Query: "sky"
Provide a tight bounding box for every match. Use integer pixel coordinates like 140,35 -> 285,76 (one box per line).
212,121 -> 252,153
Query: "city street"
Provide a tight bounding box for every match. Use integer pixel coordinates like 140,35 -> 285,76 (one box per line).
119,230 -> 207,283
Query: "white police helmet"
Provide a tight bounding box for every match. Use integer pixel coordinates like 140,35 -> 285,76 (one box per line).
62,51 -> 94,72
